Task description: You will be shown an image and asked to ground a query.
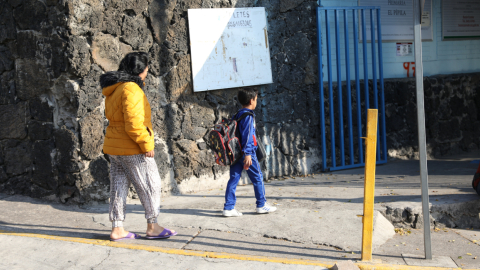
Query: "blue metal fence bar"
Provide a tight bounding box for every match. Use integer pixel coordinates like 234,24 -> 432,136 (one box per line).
369,9 -> 381,161
334,10 -> 345,167
370,10 -> 378,110
344,9 -> 354,165
377,9 -> 388,161
325,10 -> 336,168
317,6 -> 386,171
361,9 -> 370,169
317,8 -> 327,171
352,9 -> 364,164
329,163 -> 366,171
361,10 -> 369,112
328,159 -> 387,172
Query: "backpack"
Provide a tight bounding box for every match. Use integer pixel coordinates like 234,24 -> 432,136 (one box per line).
206,112 -> 254,166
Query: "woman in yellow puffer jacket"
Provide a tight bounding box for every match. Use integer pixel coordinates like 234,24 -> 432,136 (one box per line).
100,52 -> 177,241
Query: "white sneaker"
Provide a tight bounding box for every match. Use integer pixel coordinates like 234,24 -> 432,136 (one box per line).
223,209 -> 243,217
256,203 -> 277,214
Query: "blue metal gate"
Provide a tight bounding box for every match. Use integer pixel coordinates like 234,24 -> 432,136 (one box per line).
316,6 -> 387,172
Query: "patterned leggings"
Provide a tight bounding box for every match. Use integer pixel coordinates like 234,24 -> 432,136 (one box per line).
109,154 -> 162,228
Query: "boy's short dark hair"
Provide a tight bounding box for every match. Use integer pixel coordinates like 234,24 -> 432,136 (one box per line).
237,88 -> 258,106
118,52 -> 149,76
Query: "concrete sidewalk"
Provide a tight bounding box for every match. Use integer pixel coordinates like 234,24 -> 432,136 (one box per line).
1,153 -> 480,269
0,234 -> 330,270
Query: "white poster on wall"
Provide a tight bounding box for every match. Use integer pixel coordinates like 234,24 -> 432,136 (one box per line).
188,8 -> 273,92
359,0 -> 433,42
442,0 -> 480,40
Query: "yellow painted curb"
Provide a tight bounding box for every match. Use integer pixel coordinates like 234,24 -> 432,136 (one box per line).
0,230 -> 474,270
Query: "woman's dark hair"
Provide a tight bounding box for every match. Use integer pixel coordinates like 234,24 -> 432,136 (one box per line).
118,52 -> 148,76
237,88 -> 258,106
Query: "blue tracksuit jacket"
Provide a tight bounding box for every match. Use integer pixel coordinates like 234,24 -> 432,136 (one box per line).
235,108 -> 258,157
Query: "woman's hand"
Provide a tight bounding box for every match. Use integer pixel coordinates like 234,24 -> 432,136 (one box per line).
146,150 -> 155,158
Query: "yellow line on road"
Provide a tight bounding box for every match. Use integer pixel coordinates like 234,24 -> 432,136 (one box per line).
0,230 -> 471,270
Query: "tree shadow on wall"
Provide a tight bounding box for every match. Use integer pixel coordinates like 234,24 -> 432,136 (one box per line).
0,0 -> 325,243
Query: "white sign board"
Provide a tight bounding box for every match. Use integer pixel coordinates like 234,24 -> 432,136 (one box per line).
442,0 -> 480,40
188,8 -> 273,92
359,0 -> 433,42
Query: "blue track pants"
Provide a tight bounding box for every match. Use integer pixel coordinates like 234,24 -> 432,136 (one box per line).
224,154 -> 266,210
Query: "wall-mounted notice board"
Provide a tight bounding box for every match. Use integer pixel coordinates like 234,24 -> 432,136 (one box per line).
359,0 -> 433,42
188,7 -> 273,92
442,0 -> 480,40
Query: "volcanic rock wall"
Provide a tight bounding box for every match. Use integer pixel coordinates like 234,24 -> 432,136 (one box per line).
385,74 -> 480,159
0,0 -> 479,203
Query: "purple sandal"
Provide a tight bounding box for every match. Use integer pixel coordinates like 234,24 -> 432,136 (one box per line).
146,228 -> 178,239
110,232 -> 141,241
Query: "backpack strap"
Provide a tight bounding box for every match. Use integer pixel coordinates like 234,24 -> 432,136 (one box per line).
234,111 -> 254,122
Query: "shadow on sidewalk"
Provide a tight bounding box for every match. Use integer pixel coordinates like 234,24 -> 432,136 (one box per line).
0,219 -> 356,262
185,234 -> 354,261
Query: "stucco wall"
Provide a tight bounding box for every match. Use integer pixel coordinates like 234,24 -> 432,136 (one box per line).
319,0 -> 480,80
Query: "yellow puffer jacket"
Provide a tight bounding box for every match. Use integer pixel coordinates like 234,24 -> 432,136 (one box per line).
102,81 -> 154,155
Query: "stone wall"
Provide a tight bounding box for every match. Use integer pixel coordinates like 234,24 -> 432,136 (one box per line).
322,74 -> 480,167
385,74 -> 480,159
0,0 -> 479,203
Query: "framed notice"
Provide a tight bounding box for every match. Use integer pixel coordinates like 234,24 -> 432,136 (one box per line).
442,1 -> 480,40
188,8 -> 273,92
359,0 -> 433,42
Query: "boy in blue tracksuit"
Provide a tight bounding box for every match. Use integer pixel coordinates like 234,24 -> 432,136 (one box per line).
223,89 -> 277,217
